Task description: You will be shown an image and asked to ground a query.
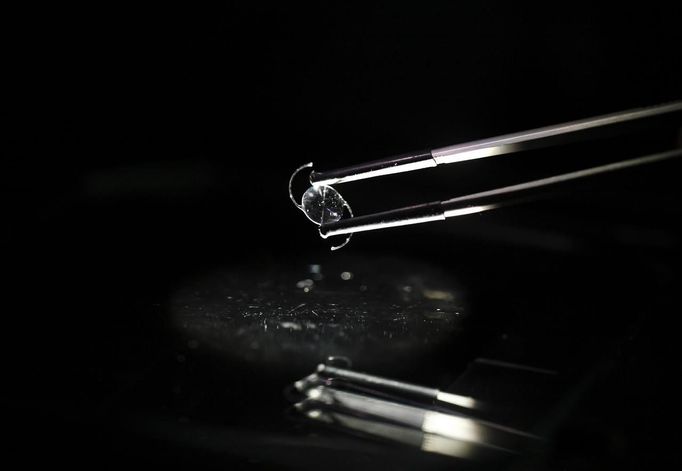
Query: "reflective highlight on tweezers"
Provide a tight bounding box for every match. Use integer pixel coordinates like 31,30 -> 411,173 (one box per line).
316,363 -> 478,410
319,149 -> 681,238
290,363 -> 541,461
310,101 -> 682,186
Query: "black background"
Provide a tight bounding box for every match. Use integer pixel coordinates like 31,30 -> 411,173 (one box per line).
4,3 -> 682,469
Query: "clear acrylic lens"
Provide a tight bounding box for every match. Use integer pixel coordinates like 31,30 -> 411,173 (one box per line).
301,185 -> 345,225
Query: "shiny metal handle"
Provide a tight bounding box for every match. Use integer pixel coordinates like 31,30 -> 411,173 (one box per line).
320,148 -> 682,238
311,101 -> 682,187
310,150 -> 435,186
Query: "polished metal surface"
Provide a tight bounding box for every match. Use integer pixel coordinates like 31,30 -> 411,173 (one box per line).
431,101 -> 682,164
319,148 -> 682,238
309,101 -> 682,187
311,152 -> 436,187
292,367 -> 541,458
318,364 -> 477,409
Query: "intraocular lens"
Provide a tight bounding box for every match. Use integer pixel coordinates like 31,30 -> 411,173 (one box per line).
301,185 -> 345,225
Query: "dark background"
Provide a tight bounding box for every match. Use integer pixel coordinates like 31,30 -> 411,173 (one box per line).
4,3 -> 682,469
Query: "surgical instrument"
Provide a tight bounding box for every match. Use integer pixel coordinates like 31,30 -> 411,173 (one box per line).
289,101 -> 682,250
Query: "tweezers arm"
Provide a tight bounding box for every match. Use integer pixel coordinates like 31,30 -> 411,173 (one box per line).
431,101 -> 682,164
311,101 -> 682,187
320,201 -> 446,238
319,199 -> 497,238
319,148 -> 682,238
310,150 -> 436,186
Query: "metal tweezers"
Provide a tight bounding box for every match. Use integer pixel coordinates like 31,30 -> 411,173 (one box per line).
289,101 -> 682,250
290,360 -> 540,459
